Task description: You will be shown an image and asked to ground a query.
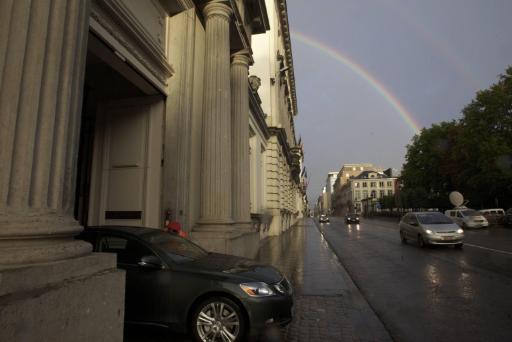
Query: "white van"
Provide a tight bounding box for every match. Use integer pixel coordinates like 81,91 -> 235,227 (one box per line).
445,207 -> 489,229
479,208 -> 505,225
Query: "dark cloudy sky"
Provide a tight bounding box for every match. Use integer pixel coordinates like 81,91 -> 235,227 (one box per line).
288,0 -> 512,203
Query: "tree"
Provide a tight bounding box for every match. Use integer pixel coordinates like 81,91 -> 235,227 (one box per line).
454,66 -> 512,208
401,66 -> 512,209
400,121 -> 461,208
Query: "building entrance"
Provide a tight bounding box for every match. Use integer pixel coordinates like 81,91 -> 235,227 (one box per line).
74,33 -> 164,228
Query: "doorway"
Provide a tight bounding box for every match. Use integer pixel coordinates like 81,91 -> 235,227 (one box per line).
74,33 -> 164,228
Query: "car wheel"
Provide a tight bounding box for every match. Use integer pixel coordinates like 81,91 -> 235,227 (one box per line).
454,243 -> 463,249
192,296 -> 245,342
418,235 -> 426,248
400,231 -> 407,244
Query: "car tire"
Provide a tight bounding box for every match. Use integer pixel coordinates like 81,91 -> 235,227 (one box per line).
400,231 -> 407,244
418,235 -> 426,248
454,243 -> 463,249
192,296 -> 246,342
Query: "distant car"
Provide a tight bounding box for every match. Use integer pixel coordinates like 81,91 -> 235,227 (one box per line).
479,208 -> 506,225
319,215 -> 330,223
77,226 -> 293,341
345,213 -> 360,224
399,212 -> 464,248
445,207 -> 488,229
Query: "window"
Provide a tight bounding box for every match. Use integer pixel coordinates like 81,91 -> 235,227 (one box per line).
379,181 -> 384,187
387,181 -> 392,187
355,191 -> 361,200
146,231 -> 208,263
370,182 -> 376,187
354,182 -> 359,188
379,190 -> 385,197
387,190 -> 393,196
99,235 -> 154,265
362,182 -> 367,188
363,190 -> 368,198
371,190 -> 376,198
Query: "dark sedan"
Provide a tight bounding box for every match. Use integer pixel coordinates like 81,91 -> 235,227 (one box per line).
77,226 -> 293,342
345,213 -> 360,224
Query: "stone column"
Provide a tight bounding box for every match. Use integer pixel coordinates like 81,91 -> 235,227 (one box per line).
0,0 -> 91,267
231,51 -> 252,228
197,1 -> 234,228
0,1 -> 124,340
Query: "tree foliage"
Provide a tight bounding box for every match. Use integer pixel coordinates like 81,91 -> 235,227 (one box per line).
400,66 -> 512,210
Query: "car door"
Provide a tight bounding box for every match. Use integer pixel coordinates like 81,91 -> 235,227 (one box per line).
400,214 -> 409,236
408,215 -> 422,238
97,233 -> 173,324
404,214 -> 420,239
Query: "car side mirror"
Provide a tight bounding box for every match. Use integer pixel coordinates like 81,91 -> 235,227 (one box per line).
138,255 -> 164,269
410,221 -> 418,226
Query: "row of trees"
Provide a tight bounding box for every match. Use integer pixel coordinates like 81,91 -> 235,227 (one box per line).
399,66 -> 512,210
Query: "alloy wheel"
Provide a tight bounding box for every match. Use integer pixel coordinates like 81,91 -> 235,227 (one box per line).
418,235 -> 426,248
400,231 -> 407,243
195,299 -> 241,342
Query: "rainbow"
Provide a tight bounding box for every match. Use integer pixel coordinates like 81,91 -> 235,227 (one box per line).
291,30 -> 422,134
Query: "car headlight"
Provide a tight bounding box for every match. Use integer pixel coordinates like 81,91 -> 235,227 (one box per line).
240,282 -> 275,297
425,229 -> 433,235
457,228 -> 464,234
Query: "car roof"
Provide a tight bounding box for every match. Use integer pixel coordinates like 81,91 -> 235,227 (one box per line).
84,225 -> 164,238
410,211 -> 442,214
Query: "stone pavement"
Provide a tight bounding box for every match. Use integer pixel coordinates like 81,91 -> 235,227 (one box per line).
256,218 -> 392,341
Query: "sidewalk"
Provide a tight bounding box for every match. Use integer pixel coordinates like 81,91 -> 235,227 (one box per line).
256,218 -> 392,341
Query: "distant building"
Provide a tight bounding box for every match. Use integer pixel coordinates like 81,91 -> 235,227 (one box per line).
339,170 -> 398,214
332,163 -> 380,214
324,172 -> 339,214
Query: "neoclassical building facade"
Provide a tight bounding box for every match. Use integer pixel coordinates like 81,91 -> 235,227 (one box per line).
0,0 -> 304,340
251,0 -> 305,237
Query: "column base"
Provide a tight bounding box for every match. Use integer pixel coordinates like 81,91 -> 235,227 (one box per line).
267,209 -> 283,236
0,253 -> 125,342
191,227 -> 260,259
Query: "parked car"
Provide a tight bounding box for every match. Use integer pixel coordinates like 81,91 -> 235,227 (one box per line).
319,214 -> 330,223
507,208 -> 512,225
479,208 -> 506,225
445,207 -> 488,229
77,226 -> 293,341
399,212 -> 464,248
345,213 -> 360,224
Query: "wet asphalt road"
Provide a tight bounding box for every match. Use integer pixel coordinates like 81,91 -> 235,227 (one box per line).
318,217 -> 512,342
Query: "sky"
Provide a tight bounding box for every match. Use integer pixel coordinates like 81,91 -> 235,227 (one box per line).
287,0 -> 512,204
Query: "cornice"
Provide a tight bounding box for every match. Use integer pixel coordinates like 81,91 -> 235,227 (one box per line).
249,86 -> 271,140
90,0 -> 174,91
277,0 -> 298,116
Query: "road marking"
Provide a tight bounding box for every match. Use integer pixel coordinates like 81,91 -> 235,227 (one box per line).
464,243 -> 512,256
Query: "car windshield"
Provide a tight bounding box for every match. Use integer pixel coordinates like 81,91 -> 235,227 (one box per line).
416,213 -> 453,224
461,209 -> 479,217
144,231 -> 208,263
347,214 -> 359,218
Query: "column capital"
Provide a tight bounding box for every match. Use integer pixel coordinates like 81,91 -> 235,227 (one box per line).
203,1 -> 232,20
231,50 -> 251,67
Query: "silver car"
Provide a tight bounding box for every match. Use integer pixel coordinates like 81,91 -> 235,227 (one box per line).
399,212 -> 464,248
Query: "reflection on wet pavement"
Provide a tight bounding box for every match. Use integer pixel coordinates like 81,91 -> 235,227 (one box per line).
320,216 -> 512,342
257,218 -> 392,342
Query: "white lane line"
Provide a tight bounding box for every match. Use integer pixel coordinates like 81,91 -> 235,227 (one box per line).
464,243 -> 512,256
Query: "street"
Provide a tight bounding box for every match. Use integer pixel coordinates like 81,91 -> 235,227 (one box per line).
318,217 -> 512,342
